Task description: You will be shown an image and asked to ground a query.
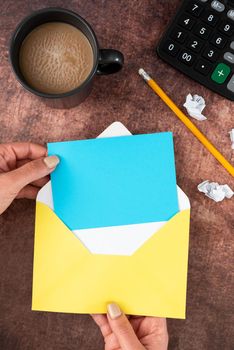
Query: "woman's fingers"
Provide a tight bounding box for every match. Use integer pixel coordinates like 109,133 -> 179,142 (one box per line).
16,160 -> 50,187
91,314 -> 113,339
6,156 -> 59,193
16,159 -> 32,168
91,314 -> 120,349
7,142 -> 47,160
107,303 -> 144,350
0,143 -> 47,172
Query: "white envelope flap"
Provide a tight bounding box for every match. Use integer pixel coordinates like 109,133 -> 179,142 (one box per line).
37,122 -> 190,256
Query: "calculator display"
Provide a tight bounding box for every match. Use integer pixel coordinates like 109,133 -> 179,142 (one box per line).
157,0 -> 234,101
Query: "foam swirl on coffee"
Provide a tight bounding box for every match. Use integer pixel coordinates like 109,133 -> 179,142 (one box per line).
19,22 -> 94,94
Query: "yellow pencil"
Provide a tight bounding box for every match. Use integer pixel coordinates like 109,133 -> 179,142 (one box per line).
138,68 -> 234,177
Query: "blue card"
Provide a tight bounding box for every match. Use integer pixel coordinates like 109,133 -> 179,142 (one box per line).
48,132 -> 178,230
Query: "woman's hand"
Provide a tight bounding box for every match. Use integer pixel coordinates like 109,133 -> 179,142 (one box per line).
92,303 -> 168,350
0,142 -> 59,214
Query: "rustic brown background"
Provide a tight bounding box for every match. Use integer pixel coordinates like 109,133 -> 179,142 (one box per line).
0,0 -> 233,349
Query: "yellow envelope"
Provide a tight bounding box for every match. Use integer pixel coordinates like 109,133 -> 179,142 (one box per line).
32,122 -> 190,319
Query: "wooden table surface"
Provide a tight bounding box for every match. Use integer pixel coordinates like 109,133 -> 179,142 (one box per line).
0,1 -> 233,349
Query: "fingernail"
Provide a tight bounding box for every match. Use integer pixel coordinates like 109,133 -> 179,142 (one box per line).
107,303 -> 122,320
44,155 -> 60,169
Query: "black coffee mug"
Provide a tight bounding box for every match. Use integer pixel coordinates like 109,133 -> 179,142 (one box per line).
9,7 -> 124,108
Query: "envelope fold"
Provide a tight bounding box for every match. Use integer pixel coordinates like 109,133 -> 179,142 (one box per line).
32,202 -> 190,319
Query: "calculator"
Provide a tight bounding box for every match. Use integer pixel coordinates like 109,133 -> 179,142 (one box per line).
157,0 -> 234,101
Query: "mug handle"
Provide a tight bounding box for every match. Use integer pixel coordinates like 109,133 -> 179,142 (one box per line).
97,49 -> 124,75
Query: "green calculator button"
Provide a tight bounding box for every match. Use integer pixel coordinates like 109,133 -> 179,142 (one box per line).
211,63 -> 231,84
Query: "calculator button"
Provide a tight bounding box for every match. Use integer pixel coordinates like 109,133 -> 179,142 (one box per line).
178,14 -> 196,29
227,74 -> 234,92
186,2 -> 204,17
227,9 -> 234,21
224,52 -> 234,63
211,33 -> 227,48
163,41 -> 180,56
187,36 -> 204,52
218,21 -> 234,36
195,59 -> 213,75
211,1 -> 225,12
211,63 -> 231,83
193,23 -> 211,39
202,11 -> 219,26
178,50 -> 196,66
170,27 -> 187,43
202,46 -> 220,62
231,41 -> 234,50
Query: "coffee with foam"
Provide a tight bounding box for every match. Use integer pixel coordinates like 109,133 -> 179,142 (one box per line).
19,22 -> 94,94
